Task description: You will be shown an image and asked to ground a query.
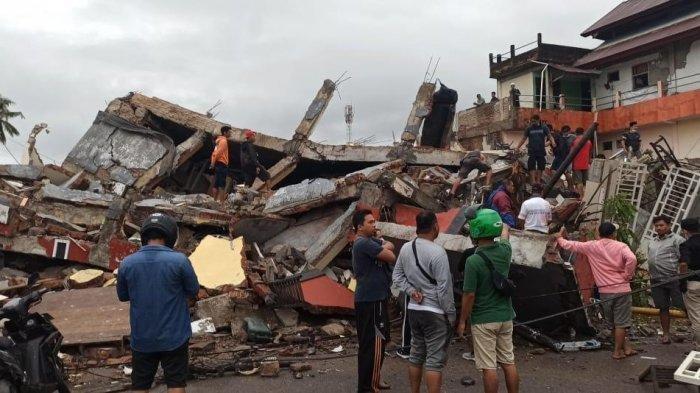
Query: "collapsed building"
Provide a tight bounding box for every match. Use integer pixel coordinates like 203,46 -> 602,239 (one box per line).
0,78 -> 598,343
0,71 -> 697,386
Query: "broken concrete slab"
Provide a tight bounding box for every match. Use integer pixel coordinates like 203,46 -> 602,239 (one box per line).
320,322 -> 346,336
401,82 -> 436,143
190,236 -> 246,290
229,214 -> 293,244
264,206 -> 345,253
304,202 -> 357,270
37,183 -> 114,207
0,165 -> 42,182
377,221 -> 549,269
195,294 -> 236,330
62,111 -> 176,191
68,269 -> 105,289
274,308 -> 300,328
263,177 -> 362,216
380,172 -> 443,211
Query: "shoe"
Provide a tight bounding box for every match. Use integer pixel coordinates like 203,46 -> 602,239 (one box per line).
396,349 -> 410,359
462,351 -> 475,361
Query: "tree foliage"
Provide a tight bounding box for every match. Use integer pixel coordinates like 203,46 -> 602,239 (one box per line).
602,194 -> 638,250
0,95 -> 23,144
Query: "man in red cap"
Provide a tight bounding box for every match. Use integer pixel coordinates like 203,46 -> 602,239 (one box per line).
240,130 -> 270,190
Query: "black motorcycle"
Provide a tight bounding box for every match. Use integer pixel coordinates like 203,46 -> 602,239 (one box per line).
0,286 -> 70,392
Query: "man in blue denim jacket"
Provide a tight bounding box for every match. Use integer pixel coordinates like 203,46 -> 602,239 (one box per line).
117,213 -> 199,392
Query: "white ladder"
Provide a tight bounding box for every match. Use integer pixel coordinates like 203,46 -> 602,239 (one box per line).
642,166 -> 700,244
613,161 -> 648,231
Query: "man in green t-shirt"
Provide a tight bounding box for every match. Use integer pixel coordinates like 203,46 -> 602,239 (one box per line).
457,209 -> 519,393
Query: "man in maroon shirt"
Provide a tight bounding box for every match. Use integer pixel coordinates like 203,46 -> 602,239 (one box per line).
489,179 -> 516,227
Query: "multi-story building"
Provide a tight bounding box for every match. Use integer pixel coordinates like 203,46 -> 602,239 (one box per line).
457,0 -> 700,162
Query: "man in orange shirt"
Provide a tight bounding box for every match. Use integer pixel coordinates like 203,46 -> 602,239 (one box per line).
210,125 -> 231,203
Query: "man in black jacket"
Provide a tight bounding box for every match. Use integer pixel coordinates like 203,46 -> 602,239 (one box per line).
240,130 -> 270,190
681,218 -> 700,348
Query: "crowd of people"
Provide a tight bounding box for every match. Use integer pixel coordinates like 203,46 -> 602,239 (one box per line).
109,121 -> 698,393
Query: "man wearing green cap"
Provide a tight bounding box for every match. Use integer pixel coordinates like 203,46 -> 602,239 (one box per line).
456,209 -> 519,393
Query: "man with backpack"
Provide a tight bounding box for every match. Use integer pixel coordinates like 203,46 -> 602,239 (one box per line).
457,209 -> 519,393
392,211 -> 455,393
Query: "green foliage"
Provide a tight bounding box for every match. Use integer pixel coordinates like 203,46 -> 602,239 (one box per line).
0,95 -> 24,144
602,194 -> 639,251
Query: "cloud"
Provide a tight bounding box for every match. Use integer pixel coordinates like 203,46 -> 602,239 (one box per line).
0,0 -> 611,164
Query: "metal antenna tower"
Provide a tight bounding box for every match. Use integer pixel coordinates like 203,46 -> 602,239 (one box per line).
344,104 -> 354,144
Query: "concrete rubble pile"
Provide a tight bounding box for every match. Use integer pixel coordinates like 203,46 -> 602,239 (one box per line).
5,79 -> 692,387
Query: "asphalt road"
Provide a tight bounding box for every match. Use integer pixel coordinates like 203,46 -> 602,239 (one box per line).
173,336 -> 692,393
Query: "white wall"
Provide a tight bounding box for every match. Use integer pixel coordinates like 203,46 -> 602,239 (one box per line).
591,52 -> 662,110
596,117 -> 700,160
498,72 -> 536,108
669,38 -> 700,94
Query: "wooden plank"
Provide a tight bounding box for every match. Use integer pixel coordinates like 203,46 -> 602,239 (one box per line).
32,287 -> 130,346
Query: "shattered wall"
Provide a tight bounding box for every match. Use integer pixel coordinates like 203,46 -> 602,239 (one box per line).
63,112 -> 176,191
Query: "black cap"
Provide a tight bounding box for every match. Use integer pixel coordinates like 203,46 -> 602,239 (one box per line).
681,217 -> 699,232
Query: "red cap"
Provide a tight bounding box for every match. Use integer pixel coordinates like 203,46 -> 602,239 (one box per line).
244,129 -> 256,139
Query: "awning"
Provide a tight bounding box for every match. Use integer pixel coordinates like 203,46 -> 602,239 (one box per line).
548,63 -> 601,76
575,15 -> 700,67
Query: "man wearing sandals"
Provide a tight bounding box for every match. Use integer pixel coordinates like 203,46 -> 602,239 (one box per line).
647,215 -> 685,344
556,222 -> 638,359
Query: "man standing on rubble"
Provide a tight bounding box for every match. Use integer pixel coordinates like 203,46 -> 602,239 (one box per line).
450,151 -> 492,198
392,211 -> 455,393
551,125 -> 575,191
622,122 -> 642,159
572,127 -> 593,197
516,114 -> 556,185
556,222 -> 638,359
210,125 -> 231,203
517,183 -> 551,234
117,213 -> 200,392
680,218 -> 700,348
457,209 -> 519,393
647,215 -> 685,344
240,129 -> 270,190
352,209 -> 396,392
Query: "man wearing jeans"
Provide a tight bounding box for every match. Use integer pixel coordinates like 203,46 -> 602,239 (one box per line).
392,211 -> 455,393
457,209 -> 518,393
556,222 -> 638,359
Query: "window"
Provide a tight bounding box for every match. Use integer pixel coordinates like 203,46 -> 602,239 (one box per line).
603,141 -> 613,151
607,71 -> 620,83
52,239 -> 70,260
632,63 -> 649,89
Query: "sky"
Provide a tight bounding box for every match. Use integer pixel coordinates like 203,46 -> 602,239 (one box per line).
0,0 -> 615,165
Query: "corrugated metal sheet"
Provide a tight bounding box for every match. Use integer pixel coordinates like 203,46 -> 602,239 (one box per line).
581,0 -> 675,37
575,15 -> 700,67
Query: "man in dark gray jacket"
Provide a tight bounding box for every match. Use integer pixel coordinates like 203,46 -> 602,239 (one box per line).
392,210 -> 455,393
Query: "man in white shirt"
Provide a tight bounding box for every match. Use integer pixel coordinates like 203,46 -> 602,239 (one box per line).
517,183 -> 552,234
